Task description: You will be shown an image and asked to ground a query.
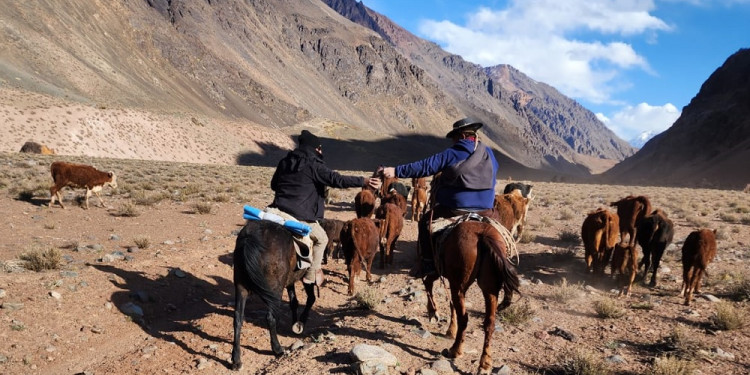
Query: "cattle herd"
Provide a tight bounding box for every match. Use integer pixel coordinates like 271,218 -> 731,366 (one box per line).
46,161 -> 720,306
582,195 -> 718,305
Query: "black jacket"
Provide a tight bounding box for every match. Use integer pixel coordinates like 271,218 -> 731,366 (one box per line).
270,145 -> 364,221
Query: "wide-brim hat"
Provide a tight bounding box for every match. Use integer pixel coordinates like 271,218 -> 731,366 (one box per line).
446,117 -> 484,138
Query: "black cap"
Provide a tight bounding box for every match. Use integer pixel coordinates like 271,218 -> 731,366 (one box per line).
298,130 -> 321,148
446,117 -> 484,138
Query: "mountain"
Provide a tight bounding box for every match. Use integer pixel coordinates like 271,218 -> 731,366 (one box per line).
321,0 -> 635,176
602,48 -> 750,189
1,0 -> 632,177
629,131 -> 656,149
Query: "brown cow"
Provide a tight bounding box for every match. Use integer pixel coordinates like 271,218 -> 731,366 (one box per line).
381,190 -> 407,216
354,189 -> 376,218
581,208 -> 620,275
610,195 -> 651,246
493,192 -> 530,242
341,217 -> 380,296
320,218 -> 346,264
680,229 -> 718,306
410,182 -> 428,222
611,243 -> 638,297
375,202 -> 403,268
49,161 -> 118,209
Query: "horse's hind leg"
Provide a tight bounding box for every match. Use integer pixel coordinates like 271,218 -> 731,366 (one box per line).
477,289 -> 498,374
231,285 -> 249,370
423,273 -> 440,323
267,308 -> 284,356
445,287 -> 466,358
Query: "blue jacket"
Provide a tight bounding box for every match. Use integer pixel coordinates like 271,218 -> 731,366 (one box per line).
394,139 -> 498,210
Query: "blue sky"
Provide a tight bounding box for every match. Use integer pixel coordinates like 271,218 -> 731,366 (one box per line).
364,0 -> 750,142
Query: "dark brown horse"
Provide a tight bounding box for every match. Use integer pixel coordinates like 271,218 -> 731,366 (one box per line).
424,219 -> 520,374
231,220 -> 315,370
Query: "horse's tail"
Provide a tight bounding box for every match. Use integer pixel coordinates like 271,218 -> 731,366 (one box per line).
481,231 -> 521,309
237,226 -> 283,314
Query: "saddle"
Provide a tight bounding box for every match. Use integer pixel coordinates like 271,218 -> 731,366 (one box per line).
429,213 -> 518,266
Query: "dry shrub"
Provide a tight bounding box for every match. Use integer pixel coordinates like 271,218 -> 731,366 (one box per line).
593,298 -> 626,319
133,236 -> 151,249
117,202 -> 140,217
728,274 -> 750,301
550,278 -> 582,303
711,301 -> 747,330
518,230 -> 536,244
557,349 -> 611,375
354,286 -> 381,310
662,326 -> 703,359
558,229 -> 580,243
192,202 -> 213,214
498,299 -> 535,326
19,247 -> 61,271
557,209 -> 575,221
650,355 -> 697,375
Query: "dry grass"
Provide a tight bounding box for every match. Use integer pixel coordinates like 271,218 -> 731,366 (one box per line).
192,201 -> 213,214
649,355 -> 697,375
19,246 -> 61,271
498,299 -> 535,326
550,278 -> 583,303
711,301 -> 747,330
354,286 -> 381,310
133,236 -> 151,249
593,298 -> 626,319
557,349 -> 611,375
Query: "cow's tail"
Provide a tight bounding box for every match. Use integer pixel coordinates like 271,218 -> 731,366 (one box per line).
481,229 -> 521,310
235,226 -> 283,315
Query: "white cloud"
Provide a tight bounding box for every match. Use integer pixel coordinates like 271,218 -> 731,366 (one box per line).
417,0 -> 671,105
598,102 -> 680,140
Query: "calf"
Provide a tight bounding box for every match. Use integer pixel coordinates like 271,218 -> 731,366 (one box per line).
341,217 -> 380,296
493,192 -> 530,242
375,202 -> 403,268
49,161 -> 118,209
503,182 -> 533,198
680,229 -> 718,306
354,189 -> 376,218
581,208 -> 620,275
610,195 -> 651,246
410,182 -> 428,222
320,218 -> 346,264
636,209 -> 675,287
611,243 -> 638,297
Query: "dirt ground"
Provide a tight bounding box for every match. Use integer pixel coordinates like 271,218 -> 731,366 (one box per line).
0,153 -> 749,375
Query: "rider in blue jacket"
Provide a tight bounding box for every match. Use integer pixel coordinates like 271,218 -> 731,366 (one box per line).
382,117 -> 500,277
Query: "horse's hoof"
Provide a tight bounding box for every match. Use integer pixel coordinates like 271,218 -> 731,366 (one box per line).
441,348 -> 461,359
231,362 -> 242,371
292,321 -> 304,334
476,368 -> 491,375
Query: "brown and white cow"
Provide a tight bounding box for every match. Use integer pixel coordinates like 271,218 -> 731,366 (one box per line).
49,161 -> 118,209
680,229 -> 718,306
611,243 -> 638,297
581,208 -> 620,275
493,191 -> 530,242
610,195 -> 651,246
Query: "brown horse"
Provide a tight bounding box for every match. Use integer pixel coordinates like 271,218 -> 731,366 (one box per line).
424,219 -> 520,374
231,220 -> 316,370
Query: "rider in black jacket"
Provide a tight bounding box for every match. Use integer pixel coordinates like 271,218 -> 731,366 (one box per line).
269,130 -> 381,284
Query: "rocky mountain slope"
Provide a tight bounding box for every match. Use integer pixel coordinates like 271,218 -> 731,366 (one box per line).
602,48 -> 750,189
322,0 -> 635,175
1,0 -> 633,178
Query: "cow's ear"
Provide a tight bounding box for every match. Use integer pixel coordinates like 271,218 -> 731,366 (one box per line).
108,172 -> 113,177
